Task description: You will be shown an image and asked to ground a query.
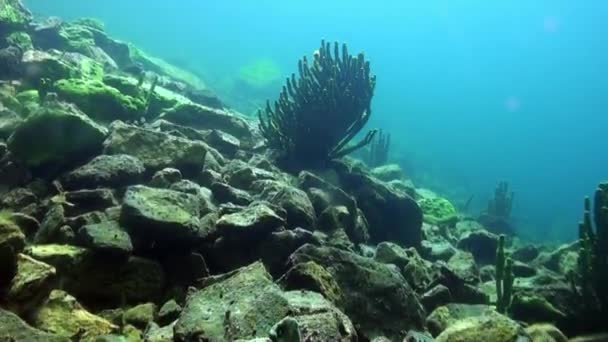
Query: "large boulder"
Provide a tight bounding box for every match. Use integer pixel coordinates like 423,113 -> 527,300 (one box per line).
7,100 -> 107,172
53,78 -> 145,122
6,253 -> 56,314
0,0 -> 32,30
61,154 -> 145,190
103,121 -> 207,175
120,185 -> 205,248
287,244 -> 426,340
337,167 -> 423,248
174,261 -> 355,341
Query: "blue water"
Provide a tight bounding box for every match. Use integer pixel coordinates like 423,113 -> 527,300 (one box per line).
25,0 -> 608,242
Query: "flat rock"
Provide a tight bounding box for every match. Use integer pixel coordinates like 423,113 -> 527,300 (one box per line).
61,154 -> 145,190
216,203 -> 285,240
76,220 -> 133,255
160,102 -> 252,140
121,185 -> 203,247
103,121 -> 207,175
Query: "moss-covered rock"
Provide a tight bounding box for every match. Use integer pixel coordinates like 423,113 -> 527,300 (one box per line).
53,78 -> 144,121
419,196 -> 458,225
434,308 -> 527,342
0,308 -> 69,342
0,0 -> 32,30
7,100 -> 107,170
123,303 -> 157,329
15,89 -> 40,116
175,261 -> 355,341
6,31 -> 33,51
103,121 -> 208,174
6,253 -> 56,315
288,244 -> 426,340
121,184 -> 205,248
26,244 -> 165,305
371,164 -> 404,182
279,260 -> 344,305
33,289 -> 118,339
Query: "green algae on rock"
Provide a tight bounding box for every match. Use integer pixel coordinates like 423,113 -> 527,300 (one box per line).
7,100 -> 107,170
103,121 -> 208,174
0,0 -> 32,30
53,78 -> 145,122
419,196 -> 458,225
0,308 -> 69,342
6,31 -> 33,51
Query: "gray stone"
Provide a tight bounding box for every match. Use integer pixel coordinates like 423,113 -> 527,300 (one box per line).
62,154 -> 145,190
216,203 -> 285,240
121,185 -> 204,247
76,220 -> 133,255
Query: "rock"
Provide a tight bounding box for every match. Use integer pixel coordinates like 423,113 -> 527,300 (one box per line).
144,321 -> 175,342
103,121 -> 207,175
157,299 -> 182,326
0,108 -> 23,139
63,188 -> 118,216
61,154 -> 145,190
258,228 -> 320,277
434,309 -> 527,342
76,220 -> 133,256
525,324 -> 569,342
121,185 -> 204,248
421,284 -> 453,313
216,203 -> 285,241
269,317 -> 301,342
21,50 -> 76,84
512,244 -> 540,263
170,180 -> 216,215
0,211 -> 25,286
33,289 -> 118,339
371,163 -> 404,182
211,181 -> 253,205
160,102 -> 252,140
524,324 -> 567,342
431,262 -> 489,305
426,303 -> 499,337
174,261 -> 355,341
457,230 -> 499,265
257,183 -> 316,230
288,244 -> 425,340
447,251 -> 480,284
205,129 -> 240,156
0,308 -> 69,342
1,187 -> 38,211
279,260 -> 344,305
0,0 -> 32,30
7,100 -> 107,171
33,204 -> 66,244
6,31 -> 33,51
375,241 -> 410,267
161,251 -> 210,285
123,302 -> 157,329
512,260 -> 536,277
533,242 -> 578,275
337,168 -> 423,248
6,253 -> 56,314
27,244 -> 165,304
149,167 -> 182,188
418,196 -> 458,225
0,46 -> 22,78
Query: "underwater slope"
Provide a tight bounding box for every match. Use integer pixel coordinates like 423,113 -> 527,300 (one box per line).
1,1 -> 607,341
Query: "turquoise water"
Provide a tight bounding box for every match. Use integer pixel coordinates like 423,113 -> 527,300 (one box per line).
25,0 -> 608,242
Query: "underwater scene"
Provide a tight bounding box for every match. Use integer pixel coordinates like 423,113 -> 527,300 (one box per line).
0,0 -> 607,341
